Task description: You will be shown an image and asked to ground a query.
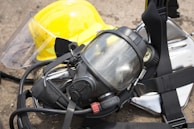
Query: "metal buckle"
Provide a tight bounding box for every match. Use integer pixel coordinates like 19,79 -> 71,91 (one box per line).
163,115 -> 186,128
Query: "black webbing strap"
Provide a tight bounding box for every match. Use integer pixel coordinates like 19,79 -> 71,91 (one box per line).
80,118 -> 173,129
186,123 -> 194,128
137,67 -> 194,94
142,0 -> 186,128
161,92 -> 185,128
168,0 -> 180,18
62,101 -> 76,129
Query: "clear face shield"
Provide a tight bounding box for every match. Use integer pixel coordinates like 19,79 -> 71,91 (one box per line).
82,33 -> 142,91
0,16 -> 56,69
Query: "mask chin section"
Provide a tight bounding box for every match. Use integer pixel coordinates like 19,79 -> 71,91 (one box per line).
69,61 -> 111,108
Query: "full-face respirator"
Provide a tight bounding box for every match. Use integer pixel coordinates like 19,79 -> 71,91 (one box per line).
8,1 -> 194,129
31,26 -> 148,114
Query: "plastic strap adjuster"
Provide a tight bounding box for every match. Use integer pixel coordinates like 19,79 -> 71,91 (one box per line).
163,114 -> 186,128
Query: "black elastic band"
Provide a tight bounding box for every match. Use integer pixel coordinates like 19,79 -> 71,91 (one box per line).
43,44 -> 84,74
43,52 -> 72,74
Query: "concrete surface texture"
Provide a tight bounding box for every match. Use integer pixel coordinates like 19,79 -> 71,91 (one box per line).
0,0 -> 194,129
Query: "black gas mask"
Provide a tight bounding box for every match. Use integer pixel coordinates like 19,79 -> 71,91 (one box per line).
31,26 -> 147,114
69,27 -> 147,107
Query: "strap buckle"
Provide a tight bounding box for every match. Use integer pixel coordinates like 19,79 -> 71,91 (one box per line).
163,115 -> 186,128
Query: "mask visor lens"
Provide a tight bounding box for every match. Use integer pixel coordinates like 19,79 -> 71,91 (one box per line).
83,33 -> 141,90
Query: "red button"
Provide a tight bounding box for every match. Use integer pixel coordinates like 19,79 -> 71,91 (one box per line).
90,102 -> 100,114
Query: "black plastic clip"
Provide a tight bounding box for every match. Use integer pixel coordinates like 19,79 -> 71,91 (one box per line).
163,114 -> 186,128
